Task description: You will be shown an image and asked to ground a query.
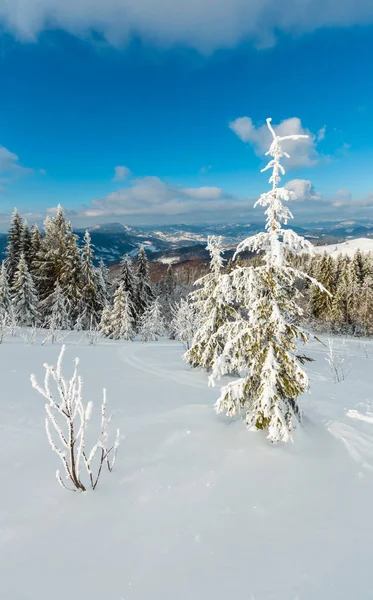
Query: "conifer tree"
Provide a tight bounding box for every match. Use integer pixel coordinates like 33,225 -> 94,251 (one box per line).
99,304 -> 114,339
6,208 -> 24,283
310,252 -> 334,322
96,258 -> 111,308
352,248 -> 365,286
0,260 -> 11,316
60,222 -> 83,322
211,118 -> 328,443
29,224 -> 43,277
136,246 -> 154,316
184,236 -> 235,369
171,298 -> 198,350
330,257 -> 354,332
118,254 -> 137,321
109,282 -> 135,340
44,281 -> 71,331
139,297 -> 165,342
358,274 -> 373,336
11,253 -> 40,326
78,230 -> 102,328
22,221 -> 32,268
35,206 -> 69,302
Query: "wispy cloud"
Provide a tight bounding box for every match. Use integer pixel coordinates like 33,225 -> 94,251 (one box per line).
0,145 -> 34,179
112,165 -> 131,182
229,116 -> 321,168
1,0 -> 373,52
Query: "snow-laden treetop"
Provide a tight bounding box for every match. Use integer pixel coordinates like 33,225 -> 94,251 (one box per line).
235,117 -> 313,269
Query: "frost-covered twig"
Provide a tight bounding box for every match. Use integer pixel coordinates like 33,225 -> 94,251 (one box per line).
31,345 -> 120,491
325,339 -> 351,383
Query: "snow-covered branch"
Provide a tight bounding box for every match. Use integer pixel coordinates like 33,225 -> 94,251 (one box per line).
30,345 -> 120,491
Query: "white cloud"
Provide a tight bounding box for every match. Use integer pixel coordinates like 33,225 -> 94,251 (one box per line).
317,126 -> 326,141
229,116 -> 320,168
82,176 -> 236,219
0,0 -> 373,52
113,165 -> 131,182
285,179 -> 322,202
0,145 -> 33,178
182,186 -> 222,200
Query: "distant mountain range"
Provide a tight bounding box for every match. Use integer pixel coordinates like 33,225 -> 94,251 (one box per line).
1,218 -> 373,265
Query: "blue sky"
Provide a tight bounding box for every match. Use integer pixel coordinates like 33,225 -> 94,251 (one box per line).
0,1 -> 373,230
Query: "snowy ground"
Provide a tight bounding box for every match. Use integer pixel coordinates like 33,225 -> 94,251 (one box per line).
1,333 -> 373,600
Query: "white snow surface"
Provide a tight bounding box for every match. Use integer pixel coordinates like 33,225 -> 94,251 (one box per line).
313,237 -> 373,257
1,333 -> 373,599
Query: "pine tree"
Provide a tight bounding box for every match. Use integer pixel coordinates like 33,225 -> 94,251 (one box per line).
99,304 -> 114,339
136,246 -> 154,316
22,221 -> 32,268
352,248 -> 365,286
211,118 -> 328,443
170,298 -> 198,349
139,297 -> 165,342
118,255 -> 137,321
6,208 -> 24,284
11,253 -> 40,326
330,257 -> 354,332
29,224 -> 43,277
78,231 -> 102,328
109,282 -> 135,340
35,207 -> 69,303
310,252 -> 334,322
60,222 -> 83,323
0,260 -> 11,316
44,281 -> 71,330
358,274 -> 373,336
184,236 -> 235,370
96,258 -> 111,308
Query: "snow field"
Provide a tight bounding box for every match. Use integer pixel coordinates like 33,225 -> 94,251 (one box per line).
0,334 -> 373,599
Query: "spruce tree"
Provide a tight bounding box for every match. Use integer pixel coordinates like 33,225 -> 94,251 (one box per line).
118,254 -> 137,321
139,297 -> 165,342
35,207 -> 69,302
96,258 -> 112,308
78,231 -> 102,328
11,253 -> 40,326
310,252 -> 334,322
0,260 -> 11,316
184,236 -> 234,369
22,221 -> 32,269
330,257 -> 354,332
99,304 -> 114,339
359,274 -> 373,336
212,118 -> 328,443
171,298 -> 198,350
44,281 -> 70,331
29,224 -> 43,277
136,246 -> 154,316
109,282 -> 135,340
6,208 -> 24,284
60,222 -> 83,323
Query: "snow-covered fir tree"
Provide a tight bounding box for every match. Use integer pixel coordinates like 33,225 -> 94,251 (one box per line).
0,260 -> 11,317
108,282 -> 135,340
78,230 -> 102,328
59,222 -> 83,323
170,298 -> 198,349
184,236 -> 234,370
118,254 -> 138,322
136,246 -> 154,317
29,224 -> 43,277
99,304 -> 114,339
96,258 -> 112,308
11,253 -> 40,326
211,118 -> 329,443
310,252 -> 334,322
6,208 -> 24,283
139,297 -> 165,342
22,221 -> 32,269
35,206 -> 69,302
44,281 -> 71,331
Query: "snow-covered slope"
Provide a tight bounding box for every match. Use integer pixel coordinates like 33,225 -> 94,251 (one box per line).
1,334 -> 373,599
314,237 -> 373,257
